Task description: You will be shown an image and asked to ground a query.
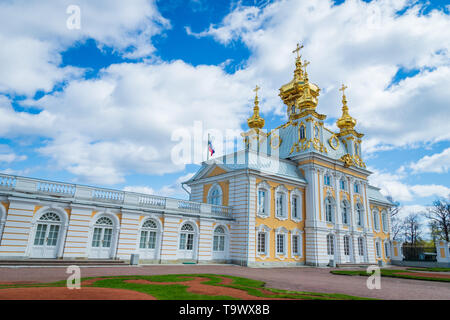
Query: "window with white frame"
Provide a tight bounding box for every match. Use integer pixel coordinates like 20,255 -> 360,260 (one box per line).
375,241 -> 381,258
139,219 -> 158,249
373,210 -> 380,231
208,185 -> 222,206
356,203 -> 364,227
275,186 -> 287,219
257,182 -> 270,217
341,201 -> 349,225
382,211 -> 388,233
325,197 -> 334,223
276,233 -> 285,255
292,234 -> 301,256
213,226 -> 226,252
344,235 -> 350,256
256,226 -> 270,256
327,234 -> 334,255
354,183 -> 360,194
358,237 -> 364,256
291,190 -> 302,221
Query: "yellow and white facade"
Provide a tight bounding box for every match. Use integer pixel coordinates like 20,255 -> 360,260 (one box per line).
0,46 -> 392,266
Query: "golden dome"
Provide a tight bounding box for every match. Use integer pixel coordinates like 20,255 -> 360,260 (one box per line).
247,85 -> 265,130
336,84 -> 357,131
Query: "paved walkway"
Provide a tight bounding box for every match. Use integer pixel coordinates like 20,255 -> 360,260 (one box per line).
0,265 -> 448,300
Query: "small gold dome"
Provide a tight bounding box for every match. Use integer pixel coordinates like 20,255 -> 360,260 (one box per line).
247,86 -> 265,130
336,85 -> 356,131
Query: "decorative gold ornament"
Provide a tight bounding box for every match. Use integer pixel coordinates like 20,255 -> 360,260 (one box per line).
340,154 -> 354,167
247,85 -> 265,130
269,133 -> 282,149
328,134 -> 340,150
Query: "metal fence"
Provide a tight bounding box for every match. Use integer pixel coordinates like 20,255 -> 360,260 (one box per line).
402,244 -> 437,262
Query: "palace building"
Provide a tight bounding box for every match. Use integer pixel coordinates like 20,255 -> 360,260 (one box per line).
0,46 -> 392,266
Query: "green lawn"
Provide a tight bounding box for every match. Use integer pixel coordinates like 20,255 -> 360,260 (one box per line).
406,267 -> 450,272
0,273 -> 372,300
331,269 -> 450,282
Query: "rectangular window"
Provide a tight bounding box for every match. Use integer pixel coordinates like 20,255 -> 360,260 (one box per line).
258,190 -> 266,214
354,183 -> 359,193
358,238 -> 364,256
92,227 -> 102,248
276,193 -> 284,217
384,242 -> 390,257
327,235 -> 334,255
148,231 -> 156,249
186,234 -> 194,250
292,196 -> 298,218
344,237 -> 350,256
102,228 -> 112,248
382,214 -> 388,232
340,180 -> 345,190
257,232 -> 266,254
276,234 -> 285,254
179,233 -> 186,250
34,224 -> 47,246
292,235 -> 300,255
376,242 -> 381,258
139,231 -> 148,249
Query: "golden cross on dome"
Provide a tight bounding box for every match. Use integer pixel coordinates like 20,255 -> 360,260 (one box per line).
253,85 -> 260,97
303,60 -> 310,70
339,84 -> 348,95
292,43 -> 304,59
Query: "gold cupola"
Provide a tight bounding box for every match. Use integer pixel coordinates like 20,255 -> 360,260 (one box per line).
336,84 -> 357,132
247,85 -> 265,130
279,43 -> 323,120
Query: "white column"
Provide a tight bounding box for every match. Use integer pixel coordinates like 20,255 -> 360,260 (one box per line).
348,177 -> 355,228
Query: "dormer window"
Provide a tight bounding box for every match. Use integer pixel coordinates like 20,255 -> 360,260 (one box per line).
299,124 -> 306,140
324,174 -> 331,186
340,179 -> 346,190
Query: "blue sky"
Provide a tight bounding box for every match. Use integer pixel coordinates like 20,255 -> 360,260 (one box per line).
0,0 -> 449,218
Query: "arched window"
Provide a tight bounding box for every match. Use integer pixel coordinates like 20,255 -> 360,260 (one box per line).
39,212 -> 61,222
373,210 -> 380,231
327,234 -> 334,255
343,235 -> 350,256
291,105 -> 296,115
213,226 -> 226,252
325,197 -> 334,223
208,185 -> 222,206
299,124 -> 306,140
341,201 -> 349,225
139,219 -> 158,249
354,183 -> 360,194
179,223 -> 195,251
356,203 -> 364,227
382,211 -> 388,232
92,217 -> 114,248
33,212 -> 62,247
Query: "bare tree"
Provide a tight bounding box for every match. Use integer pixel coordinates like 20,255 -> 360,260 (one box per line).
386,195 -> 402,240
426,196 -> 450,242
403,213 -> 422,244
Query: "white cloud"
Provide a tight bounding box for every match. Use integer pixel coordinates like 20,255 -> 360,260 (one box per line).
189,0 -> 450,152
2,61 -> 251,184
410,147 -> 450,174
123,186 -> 155,195
0,0 -> 169,95
368,166 -> 450,202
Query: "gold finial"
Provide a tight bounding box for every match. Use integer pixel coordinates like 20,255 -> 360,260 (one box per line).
336,84 -> 356,131
303,60 -> 310,80
247,85 -> 265,130
253,85 -> 260,98
292,43 -> 304,59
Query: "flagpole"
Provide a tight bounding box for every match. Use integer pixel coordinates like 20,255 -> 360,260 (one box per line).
207,133 -> 210,161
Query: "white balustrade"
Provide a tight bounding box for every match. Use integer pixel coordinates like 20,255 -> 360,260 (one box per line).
0,174 -> 232,218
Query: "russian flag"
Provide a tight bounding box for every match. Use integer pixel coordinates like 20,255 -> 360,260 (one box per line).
208,136 -> 215,157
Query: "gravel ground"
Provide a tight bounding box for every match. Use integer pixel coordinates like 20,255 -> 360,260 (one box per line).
0,265 -> 449,300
